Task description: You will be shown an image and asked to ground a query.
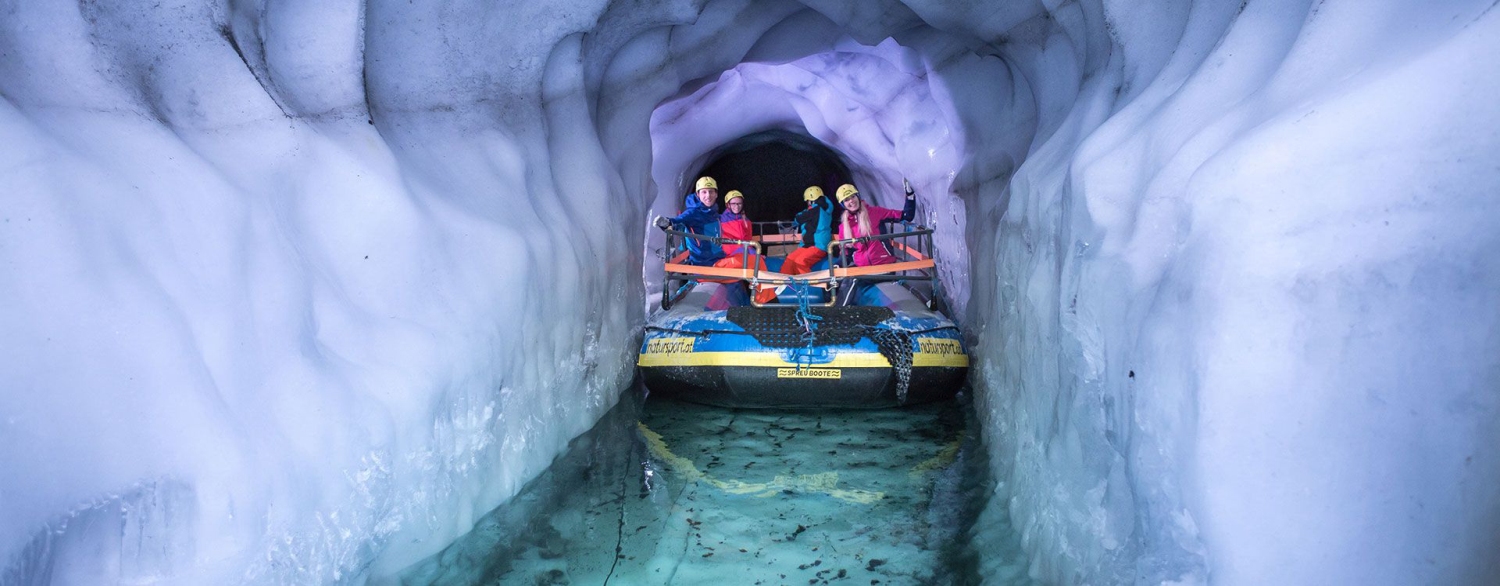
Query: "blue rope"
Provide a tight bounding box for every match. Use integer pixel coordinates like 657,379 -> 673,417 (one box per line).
792,278 -> 822,371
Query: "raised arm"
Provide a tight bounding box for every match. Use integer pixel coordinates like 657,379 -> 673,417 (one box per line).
874,181 -> 917,227
899,178 -> 916,222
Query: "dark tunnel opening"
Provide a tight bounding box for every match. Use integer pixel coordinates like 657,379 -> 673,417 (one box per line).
694,130 -> 853,223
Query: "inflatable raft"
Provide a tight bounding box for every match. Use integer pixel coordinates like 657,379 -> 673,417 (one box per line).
639,223 -> 968,408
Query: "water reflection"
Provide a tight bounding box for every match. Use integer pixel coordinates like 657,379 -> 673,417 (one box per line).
401,388 -> 1018,585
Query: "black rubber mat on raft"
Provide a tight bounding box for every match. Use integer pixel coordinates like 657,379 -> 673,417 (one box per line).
725,306 -> 895,348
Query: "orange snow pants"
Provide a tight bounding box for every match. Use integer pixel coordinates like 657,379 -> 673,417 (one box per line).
780,246 -> 828,276
711,254 -> 779,304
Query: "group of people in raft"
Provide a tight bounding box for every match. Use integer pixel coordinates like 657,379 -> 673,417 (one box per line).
653,175 -> 916,304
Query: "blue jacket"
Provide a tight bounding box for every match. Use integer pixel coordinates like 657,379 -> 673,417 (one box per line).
794,195 -> 834,250
669,192 -> 724,265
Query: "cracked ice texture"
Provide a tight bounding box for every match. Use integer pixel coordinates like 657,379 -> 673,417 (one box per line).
1,0 -> 1497,584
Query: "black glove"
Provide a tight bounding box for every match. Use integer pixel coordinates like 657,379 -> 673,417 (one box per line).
654,216 -> 672,230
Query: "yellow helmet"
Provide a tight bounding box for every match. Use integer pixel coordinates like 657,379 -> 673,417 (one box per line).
835,184 -> 859,202
803,186 -> 824,201
724,190 -> 744,203
695,176 -> 717,191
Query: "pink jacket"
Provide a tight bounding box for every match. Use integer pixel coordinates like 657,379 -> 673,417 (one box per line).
837,204 -> 903,266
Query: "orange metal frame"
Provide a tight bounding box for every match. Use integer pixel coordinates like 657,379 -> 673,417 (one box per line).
832,259 -> 935,278
889,241 -> 928,261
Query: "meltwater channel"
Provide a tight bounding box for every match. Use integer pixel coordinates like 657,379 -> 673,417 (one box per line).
398,388 -> 1031,586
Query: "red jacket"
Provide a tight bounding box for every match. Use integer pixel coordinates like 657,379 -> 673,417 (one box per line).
720,211 -> 752,255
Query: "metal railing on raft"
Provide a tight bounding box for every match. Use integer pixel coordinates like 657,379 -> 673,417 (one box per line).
657,223 -> 940,310
830,223 -> 935,278
658,227 -> 764,309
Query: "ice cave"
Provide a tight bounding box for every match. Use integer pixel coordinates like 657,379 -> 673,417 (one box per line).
1,0 -> 1497,584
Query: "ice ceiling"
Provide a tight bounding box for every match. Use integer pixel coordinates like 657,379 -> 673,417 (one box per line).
1,0 -> 1497,584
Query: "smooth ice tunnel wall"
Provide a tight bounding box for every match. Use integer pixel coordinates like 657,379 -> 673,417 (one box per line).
1,1 -> 1498,585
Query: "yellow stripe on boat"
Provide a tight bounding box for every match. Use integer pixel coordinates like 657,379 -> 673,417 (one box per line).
914,351 -> 969,367
637,350 -> 968,368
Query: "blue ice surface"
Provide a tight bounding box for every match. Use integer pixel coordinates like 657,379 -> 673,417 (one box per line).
398,387 -> 1035,585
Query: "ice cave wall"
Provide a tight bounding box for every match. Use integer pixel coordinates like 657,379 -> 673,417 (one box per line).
1,0 -> 1497,584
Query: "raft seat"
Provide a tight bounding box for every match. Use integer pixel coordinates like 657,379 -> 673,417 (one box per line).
769,256 -> 831,304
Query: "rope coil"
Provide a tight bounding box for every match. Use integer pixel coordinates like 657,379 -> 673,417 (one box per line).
791,279 -> 823,371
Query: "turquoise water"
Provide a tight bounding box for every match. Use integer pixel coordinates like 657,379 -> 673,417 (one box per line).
401,389 -> 1029,585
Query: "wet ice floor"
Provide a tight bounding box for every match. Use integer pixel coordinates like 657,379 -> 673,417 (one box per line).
402,389 -> 1029,585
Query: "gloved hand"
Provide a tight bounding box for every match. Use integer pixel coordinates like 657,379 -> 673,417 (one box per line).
654,216 -> 672,230
903,177 -> 915,197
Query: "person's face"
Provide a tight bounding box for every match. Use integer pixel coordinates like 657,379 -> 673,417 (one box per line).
727,198 -> 743,213
697,188 -> 717,207
841,196 -> 861,212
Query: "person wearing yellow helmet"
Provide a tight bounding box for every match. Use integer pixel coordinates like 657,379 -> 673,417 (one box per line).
655,176 -> 725,266
693,176 -> 719,205
719,190 -> 752,255
712,189 -> 777,304
781,185 -> 835,276
836,179 -> 916,267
